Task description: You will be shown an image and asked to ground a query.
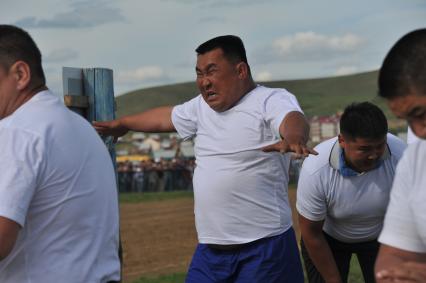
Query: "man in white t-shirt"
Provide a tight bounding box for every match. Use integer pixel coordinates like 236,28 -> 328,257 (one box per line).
375,29 -> 426,283
94,35 -> 317,282
0,25 -> 120,282
297,102 -> 406,283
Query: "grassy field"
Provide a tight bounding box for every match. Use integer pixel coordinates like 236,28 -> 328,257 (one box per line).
120,191 -> 365,283
119,191 -> 193,203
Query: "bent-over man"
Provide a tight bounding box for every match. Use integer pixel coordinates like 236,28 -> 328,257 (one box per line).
297,102 -> 406,283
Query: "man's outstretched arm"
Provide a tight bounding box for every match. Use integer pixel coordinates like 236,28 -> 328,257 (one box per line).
93,106 -> 175,139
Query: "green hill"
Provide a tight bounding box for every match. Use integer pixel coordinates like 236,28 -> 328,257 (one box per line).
116,70 -> 395,119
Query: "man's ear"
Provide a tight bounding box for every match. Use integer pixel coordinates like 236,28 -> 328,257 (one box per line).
10,61 -> 31,91
236,62 -> 249,79
338,134 -> 345,148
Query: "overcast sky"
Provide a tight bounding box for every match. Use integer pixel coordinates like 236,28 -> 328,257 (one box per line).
2,0 -> 425,96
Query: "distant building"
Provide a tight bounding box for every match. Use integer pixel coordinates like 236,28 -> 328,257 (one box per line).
309,114 -> 340,143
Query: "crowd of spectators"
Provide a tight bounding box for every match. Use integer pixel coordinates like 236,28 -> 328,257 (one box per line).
117,158 -> 195,192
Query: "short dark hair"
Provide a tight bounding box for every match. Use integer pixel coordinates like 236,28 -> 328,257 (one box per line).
379,28 -> 426,99
340,102 -> 388,140
196,35 -> 248,65
0,25 -> 45,85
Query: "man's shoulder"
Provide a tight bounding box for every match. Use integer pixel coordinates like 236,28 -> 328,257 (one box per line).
386,133 -> 407,160
301,138 -> 336,175
253,85 -> 295,99
403,139 -> 426,167
241,85 -> 299,113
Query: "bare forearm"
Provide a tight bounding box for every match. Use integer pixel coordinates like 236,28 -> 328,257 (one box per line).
303,234 -> 342,283
375,244 -> 426,282
375,247 -> 406,275
119,106 -> 175,133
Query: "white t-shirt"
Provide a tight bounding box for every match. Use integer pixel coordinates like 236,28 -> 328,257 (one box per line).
172,85 -> 302,244
379,140 -> 426,252
407,126 -> 420,144
297,134 -> 406,243
0,91 -> 120,283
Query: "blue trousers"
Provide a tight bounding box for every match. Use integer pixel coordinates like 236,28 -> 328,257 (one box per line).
186,227 -> 304,283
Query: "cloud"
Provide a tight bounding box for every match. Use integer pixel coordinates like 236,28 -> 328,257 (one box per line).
273,32 -> 363,57
15,1 -> 125,28
206,0 -> 264,8
198,16 -> 227,24
255,71 -> 273,82
162,0 -> 263,8
334,66 -> 359,76
116,66 -> 167,84
44,49 -> 79,63
253,32 -> 364,64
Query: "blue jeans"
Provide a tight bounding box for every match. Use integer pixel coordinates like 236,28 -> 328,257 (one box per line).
186,227 -> 304,283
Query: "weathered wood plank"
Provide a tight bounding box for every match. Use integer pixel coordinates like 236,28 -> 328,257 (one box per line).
83,68 -> 116,167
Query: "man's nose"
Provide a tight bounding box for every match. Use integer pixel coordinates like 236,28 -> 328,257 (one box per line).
201,77 -> 212,89
367,150 -> 381,160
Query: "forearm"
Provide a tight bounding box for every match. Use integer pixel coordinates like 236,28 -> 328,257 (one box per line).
119,106 -> 175,133
375,244 -> 426,280
375,246 -> 406,275
303,234 -> 342,283
279,111 -> 309,144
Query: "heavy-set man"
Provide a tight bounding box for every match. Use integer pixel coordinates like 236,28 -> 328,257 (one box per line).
95,35 -> 317,283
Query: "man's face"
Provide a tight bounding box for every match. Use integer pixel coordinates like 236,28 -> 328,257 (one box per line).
196,48 -> 244,112
388,93 -> 426,139
339,134 -> 387,173
0,65 -> 18,119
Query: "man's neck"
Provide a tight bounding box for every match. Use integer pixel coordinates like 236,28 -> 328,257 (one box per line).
2,85 -> 47,119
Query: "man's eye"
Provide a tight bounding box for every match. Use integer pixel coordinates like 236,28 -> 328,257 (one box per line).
207,69 -> 217,75
413,111 -> 426,119
408,108 -> 426,120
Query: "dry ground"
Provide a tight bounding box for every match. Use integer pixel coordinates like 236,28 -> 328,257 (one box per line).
120,189 -> 299,283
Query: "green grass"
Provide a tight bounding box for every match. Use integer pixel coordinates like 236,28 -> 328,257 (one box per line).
131,257 -> 364,283
131,273 -> 186,283
347,256 -> 364,282
119,191 -> 193,203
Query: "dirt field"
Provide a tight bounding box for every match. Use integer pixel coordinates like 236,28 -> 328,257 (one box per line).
120,189 -> 299,283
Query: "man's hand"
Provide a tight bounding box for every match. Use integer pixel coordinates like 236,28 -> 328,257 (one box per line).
93,119 -> 128,142
262,139 -> 318,158
376,262 -> 426,283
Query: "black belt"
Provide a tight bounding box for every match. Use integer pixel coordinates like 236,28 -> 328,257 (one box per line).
207,243 -> 249,251
207,237 -> 266,251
